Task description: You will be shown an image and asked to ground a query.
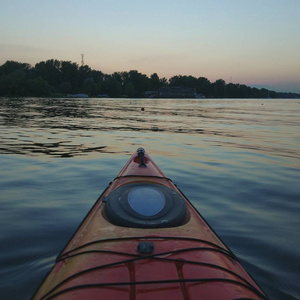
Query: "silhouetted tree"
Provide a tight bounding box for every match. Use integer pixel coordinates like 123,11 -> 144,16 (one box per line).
83,78 -> 98,96
0,59 -> 298,98
59,81 -> 72,94
0,60 -> 31,76
124,82 -> 135,97
0,70 -> 27,96
35,59 -> 61,88
124,70 -> 150,96
60,61 -> 79,90
25,77 -> 52,96
150,73 -> 160,91
213,79 -> 226,98
102,74 -> 122,97
196,77 -> 211,96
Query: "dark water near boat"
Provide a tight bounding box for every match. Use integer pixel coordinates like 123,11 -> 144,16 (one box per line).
0,97 -> 299,300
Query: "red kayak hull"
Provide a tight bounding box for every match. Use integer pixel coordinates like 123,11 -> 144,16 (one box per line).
32,149 -> 267,300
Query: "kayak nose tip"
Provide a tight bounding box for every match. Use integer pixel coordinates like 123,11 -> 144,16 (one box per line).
137,147 -> 145,154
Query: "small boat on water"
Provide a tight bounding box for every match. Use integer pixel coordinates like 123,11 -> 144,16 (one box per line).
32,148 -> 268,300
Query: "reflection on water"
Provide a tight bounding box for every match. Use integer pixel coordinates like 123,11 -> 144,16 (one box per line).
0,97 -> 299,300
0,98 -> 299,161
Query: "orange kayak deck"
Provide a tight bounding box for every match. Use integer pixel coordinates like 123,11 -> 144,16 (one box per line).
33,148 -> 268,300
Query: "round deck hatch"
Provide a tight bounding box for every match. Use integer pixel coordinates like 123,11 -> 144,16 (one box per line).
128,187 -> 165,216
105,183 -> 187,228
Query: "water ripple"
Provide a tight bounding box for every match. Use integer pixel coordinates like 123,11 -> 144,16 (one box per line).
0,98 -> 299,299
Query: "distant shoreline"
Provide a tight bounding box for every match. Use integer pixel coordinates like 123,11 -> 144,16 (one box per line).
1,59 -> 299,99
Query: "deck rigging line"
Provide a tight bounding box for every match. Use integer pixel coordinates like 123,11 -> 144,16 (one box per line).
41,278 -> 268,300
40,241 -> 267,300
57,236 -> 236,261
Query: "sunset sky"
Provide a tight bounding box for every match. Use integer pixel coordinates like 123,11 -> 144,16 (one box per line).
1,0 -> 299,93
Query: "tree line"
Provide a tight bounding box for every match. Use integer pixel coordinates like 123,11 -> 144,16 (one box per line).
0,59 -> 298,98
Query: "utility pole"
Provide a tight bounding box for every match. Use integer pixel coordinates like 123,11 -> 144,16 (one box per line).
81,54 -> 84,66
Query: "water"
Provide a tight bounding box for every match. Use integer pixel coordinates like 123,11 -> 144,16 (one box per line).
0,97 -> 299,300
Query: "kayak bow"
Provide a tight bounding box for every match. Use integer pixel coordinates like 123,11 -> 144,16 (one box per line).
33,148 -> 268,300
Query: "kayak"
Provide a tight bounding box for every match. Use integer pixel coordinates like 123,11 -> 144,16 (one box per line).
33,148 -> 268,300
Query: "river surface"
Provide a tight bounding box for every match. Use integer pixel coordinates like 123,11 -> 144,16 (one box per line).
0,97 -> 299,300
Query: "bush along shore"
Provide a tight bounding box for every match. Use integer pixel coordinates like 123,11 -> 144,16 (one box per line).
0,59 -> 299,98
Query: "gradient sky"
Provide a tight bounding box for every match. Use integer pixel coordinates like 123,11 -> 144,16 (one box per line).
1,0 -> 299,93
